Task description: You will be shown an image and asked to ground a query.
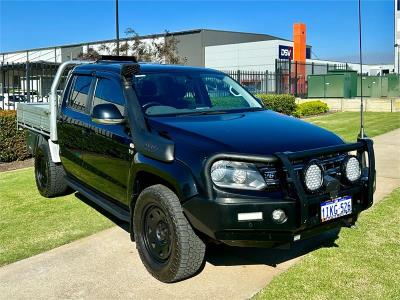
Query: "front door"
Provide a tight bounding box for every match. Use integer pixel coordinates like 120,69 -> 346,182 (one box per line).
79,73 -> 132,205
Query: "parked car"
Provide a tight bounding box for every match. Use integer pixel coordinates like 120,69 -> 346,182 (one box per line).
17,56 -> 376,283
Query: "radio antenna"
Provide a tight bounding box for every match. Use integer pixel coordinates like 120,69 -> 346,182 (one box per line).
358,0 -> 366,138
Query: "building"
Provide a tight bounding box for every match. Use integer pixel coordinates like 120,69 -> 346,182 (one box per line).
0,29 -> 298,67
0,28 -> 396,105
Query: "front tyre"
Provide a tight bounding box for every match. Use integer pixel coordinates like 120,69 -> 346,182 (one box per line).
133,184 -> 205,283
34,142 -> 68,198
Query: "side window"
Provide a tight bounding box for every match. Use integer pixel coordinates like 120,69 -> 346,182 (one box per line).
68,75 -> 92,113
93,78 -> 125,115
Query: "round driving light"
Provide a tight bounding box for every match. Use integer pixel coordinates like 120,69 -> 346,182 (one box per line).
344,156 -> 361,182
232,169 -> 247,184
211,161 -> 227,182
272,209 -> 287,224
303,161 -> 323,192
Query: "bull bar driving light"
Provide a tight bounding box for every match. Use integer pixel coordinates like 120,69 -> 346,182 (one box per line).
343,155 -> 361,182
303,160 -> 324,192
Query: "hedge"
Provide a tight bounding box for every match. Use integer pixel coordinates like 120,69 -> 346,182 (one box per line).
255,94 -> 297,116
294,100 -> 329,117
0,110 -> 30,162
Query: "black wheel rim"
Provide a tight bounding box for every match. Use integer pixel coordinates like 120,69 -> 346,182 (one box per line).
142,204 -> 172,263
36,152 -> 48,189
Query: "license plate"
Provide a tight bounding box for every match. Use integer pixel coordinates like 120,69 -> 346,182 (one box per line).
320,196 -> 352,222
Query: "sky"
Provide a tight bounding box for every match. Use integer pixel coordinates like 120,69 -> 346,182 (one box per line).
0,0 -> 395,64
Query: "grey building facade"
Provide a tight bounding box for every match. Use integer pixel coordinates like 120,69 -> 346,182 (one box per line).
0,29 -> 289,66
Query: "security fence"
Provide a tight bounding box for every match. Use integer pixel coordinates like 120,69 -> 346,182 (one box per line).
0,62 -> 60,110
223,70 -> 276,95
0,60 -> 398,111
275,59 -> 350,97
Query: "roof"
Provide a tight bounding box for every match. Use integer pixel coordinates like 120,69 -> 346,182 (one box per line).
74,62 -> 221,74
1,28 -> 289,55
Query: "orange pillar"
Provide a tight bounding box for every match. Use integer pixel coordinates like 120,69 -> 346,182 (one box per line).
293,23 -> 306,95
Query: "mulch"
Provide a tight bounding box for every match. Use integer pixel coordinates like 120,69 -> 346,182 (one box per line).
0,158 -> 34,172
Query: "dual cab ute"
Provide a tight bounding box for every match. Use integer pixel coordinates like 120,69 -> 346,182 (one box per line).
17,56 -> 375,283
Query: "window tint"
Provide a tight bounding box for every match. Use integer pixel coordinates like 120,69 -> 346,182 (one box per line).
68,75 -> 92,112
93,78 -> 125,115
135,74 -> 199,109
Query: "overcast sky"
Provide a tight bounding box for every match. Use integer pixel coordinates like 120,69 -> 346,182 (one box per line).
0,0 -> 395,64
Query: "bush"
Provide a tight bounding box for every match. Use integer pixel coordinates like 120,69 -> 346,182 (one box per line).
295,100 -> 329,117
256,94 -> 297,116
0,110 -> 30,162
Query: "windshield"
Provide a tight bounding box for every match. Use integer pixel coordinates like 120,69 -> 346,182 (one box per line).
133,72 -> 262,116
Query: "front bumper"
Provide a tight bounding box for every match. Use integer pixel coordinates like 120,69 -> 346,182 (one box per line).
183,138 -> 375,248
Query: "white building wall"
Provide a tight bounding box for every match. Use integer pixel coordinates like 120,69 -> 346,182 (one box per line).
1,48 -> 62,63
205,41 -> 393,75
85,37 -> 164,58
205,40 -> 293,72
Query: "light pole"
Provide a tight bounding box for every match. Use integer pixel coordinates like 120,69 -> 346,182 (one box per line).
395,44 -> 399,74
116,0 -> 120,56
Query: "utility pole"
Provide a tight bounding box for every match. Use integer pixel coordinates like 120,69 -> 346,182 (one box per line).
116,0 -> 120,56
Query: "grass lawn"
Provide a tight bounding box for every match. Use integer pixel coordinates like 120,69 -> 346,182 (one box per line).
306,112 -> 400,142
255,188 -> 400,300
0,168 -> 114,266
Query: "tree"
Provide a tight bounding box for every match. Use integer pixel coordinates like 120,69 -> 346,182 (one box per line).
77,28 -> 187,64
77,47 -> 101,61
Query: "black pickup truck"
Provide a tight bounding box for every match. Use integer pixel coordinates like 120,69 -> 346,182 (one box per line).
17,56 -> 375,283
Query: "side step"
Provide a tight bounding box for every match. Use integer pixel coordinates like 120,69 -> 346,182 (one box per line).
66,177 -> 130,222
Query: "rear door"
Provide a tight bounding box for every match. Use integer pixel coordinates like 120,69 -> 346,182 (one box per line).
58,73 -> 94,182
79,72 -> 132,205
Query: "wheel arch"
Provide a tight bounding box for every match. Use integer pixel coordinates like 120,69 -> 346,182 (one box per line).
128,154 -> 199,211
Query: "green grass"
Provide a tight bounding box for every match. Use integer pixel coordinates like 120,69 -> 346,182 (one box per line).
255,188 -> 400,300
306,112 -> 400,142
0,168 -> 114,266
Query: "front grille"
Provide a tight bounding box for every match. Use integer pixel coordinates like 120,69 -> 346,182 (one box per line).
258,153 -> 347,193
292,153 -> 347,178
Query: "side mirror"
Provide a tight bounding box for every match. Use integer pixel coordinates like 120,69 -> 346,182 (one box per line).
92,103 -> 125,125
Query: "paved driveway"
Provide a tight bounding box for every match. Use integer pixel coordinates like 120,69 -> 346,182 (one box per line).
1,129 -> 399,299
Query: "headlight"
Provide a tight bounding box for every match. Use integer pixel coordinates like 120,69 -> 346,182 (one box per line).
343,155 -> 361,182
303,160 -> 323,192
210,160 -> 266,190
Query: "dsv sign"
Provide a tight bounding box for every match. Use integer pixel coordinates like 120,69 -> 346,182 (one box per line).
279,45 -> 293,60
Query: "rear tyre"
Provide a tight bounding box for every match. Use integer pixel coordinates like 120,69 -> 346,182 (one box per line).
133,184 -> 206,283
34,142 -> 68,198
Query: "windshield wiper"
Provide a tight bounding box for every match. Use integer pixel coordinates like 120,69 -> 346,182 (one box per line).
178,110 -> 230,116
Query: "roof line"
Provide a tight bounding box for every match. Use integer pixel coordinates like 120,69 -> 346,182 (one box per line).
0,29 -> 204,55
0,28 -> 290,55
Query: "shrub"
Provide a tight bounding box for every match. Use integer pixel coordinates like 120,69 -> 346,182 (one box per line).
295,100 -> 329,117
0,110 -> 30,162
256,94 -> 297,116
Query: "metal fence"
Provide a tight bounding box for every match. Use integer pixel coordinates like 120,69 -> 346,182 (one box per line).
0,60 -> 396,111
275,59 -> 349,97
0,62 -> 60,110
223,70 -> 277,95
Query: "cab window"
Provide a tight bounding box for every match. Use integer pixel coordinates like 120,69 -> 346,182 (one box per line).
67,75 -> 92,113
93,78 -> 125,115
